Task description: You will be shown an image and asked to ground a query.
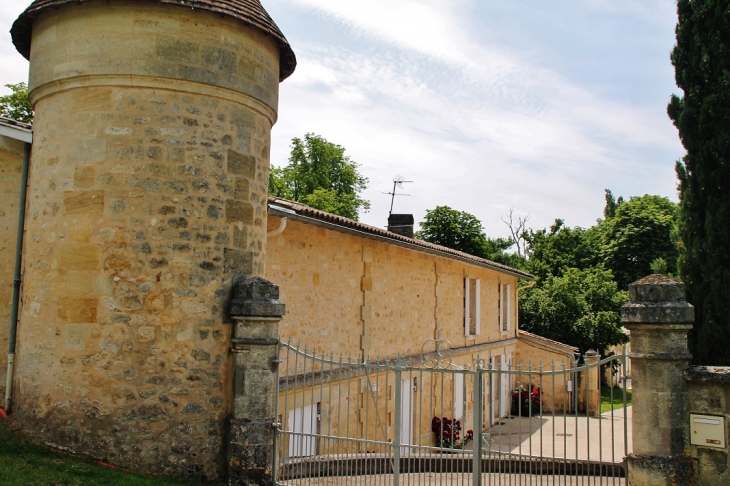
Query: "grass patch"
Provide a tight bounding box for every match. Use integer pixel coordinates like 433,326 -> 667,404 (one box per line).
600,386 -> 632,414
0,417 -> 215,485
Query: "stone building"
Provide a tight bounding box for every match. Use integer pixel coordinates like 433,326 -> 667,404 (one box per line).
264,197 -> 579,456
5,0 -> 295,480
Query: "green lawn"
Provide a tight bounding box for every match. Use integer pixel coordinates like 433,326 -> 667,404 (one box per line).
600,386 -> 632,414
0,418 -> 216,485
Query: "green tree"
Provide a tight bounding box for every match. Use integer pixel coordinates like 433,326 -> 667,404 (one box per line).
0,82 -> 33,123
603,189 -> 624,219
415,206 -> 491,257
601,195 -> 678,291
668,0 -> 730,365
415,206 -> 524,267
519,267 -> 629,355
269,133 -> 370,220
525,219 -> 602,282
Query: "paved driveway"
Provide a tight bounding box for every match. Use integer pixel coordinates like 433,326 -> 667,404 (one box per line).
485,407 -> 632,463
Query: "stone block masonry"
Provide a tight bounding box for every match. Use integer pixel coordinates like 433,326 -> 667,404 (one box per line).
11,1 -> 287,481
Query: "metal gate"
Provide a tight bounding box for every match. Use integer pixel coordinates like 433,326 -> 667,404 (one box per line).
274,338 -> 630,485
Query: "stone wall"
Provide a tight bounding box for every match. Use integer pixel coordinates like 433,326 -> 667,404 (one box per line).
14,2 -> 280,480
0,135 -> 25,399
515,337 -> 576,412
685,366 -> 730,486
265,214 -> 519,360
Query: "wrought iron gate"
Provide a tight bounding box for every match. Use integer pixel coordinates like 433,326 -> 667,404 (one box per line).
274,339 -> 630,485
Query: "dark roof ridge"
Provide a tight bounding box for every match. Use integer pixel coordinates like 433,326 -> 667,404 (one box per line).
268,196 -> 534,280
11,0 -> 296,81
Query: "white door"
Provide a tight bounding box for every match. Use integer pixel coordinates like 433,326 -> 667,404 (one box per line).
400,378 -> 413,454
454,373 -> 464,421
490,356 -> 498,423
500,354 -> 511,417
288,403 -> 318,457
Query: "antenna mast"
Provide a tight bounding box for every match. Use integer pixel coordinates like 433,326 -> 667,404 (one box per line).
384,175 -> 413,214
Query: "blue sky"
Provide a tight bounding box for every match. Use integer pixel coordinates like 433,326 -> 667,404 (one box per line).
0,0 -> 684,239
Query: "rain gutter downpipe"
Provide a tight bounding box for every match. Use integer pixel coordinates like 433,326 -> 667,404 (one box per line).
5,141 -> 30,413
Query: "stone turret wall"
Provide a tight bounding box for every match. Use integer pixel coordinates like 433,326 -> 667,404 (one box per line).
14,2 -> 281,479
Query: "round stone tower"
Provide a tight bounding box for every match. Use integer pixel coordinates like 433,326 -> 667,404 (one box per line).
10,0 -> 295,479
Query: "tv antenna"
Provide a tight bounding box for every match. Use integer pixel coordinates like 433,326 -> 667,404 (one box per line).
382,175 -> 413,214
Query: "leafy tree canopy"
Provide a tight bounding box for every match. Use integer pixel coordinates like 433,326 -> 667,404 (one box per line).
601,195 -> 678,290
525,219 -> 602,282
270,133 -> 370,220
668,0 -> 730,365
0,83 -> 33,124
519,267 -> 629,355
415,206 -> 491,257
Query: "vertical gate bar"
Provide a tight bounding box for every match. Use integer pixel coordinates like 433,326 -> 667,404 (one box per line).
383,359 -> 386,478
394,364 -> 402,486
336,355 -> 343,479
439,368 -> 444,482
282,344 -> 291,481
515,362 -> 521,486
327,353 -> 334,479
429,369 -> 434,486
289,344 -> 304,464
527,361 -> 533,479
585,358 -> 591,480
305,349 -> 312,485
418,369 -> 424,486
308,350 -> 316,482
473,363 -> 483,486
562,360 -> 572,481
364,358 -> 370,485
528,361 -> 544,476
550,362 -> 556,485
570,360 -> 580,484
490,360 -> 497,484
599,361 -> 604,474
346,356 -> 352,460
610,362 -> 615,485
621,344 -> 633,458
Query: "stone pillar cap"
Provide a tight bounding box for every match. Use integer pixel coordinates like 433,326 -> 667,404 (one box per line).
628,274 -> 685,303
230,277 -> 285,318
622,274 -> 694,324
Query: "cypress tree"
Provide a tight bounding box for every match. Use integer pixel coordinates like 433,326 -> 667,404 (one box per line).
668,0 -> 730,365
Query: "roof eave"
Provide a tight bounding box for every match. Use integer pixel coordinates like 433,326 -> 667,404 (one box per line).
0,119 -> 33,144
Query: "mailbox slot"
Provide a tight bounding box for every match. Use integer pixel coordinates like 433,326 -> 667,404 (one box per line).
690,414 -> 726,449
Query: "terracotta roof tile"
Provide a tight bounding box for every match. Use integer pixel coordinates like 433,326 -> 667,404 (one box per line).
518,330 -> 579,352
0,116 -> 33,131
11,0 -> 296,81
268,196 -> 534,280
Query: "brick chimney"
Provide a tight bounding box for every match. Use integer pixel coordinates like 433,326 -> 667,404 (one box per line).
388,214 -> 414,238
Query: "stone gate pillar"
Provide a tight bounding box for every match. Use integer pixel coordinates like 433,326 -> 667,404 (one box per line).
228,277 -> 285,485
622,275 -> 697,485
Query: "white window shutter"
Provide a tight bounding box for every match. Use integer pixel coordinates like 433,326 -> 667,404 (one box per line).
464,277 -> 470,336
506,284 -> 512,331
474,279 -> 481,335
498,283 -> 504,332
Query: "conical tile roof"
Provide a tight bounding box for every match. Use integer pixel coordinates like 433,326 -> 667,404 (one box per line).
11,0 -> 296,81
